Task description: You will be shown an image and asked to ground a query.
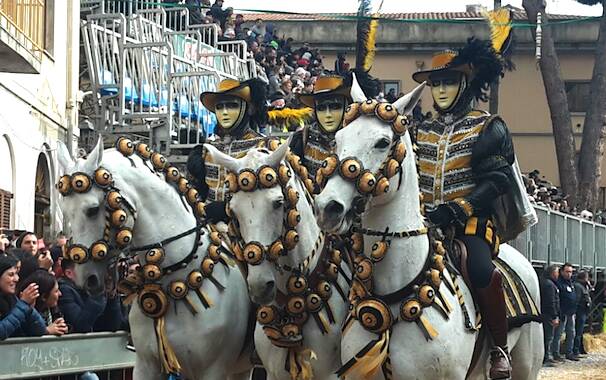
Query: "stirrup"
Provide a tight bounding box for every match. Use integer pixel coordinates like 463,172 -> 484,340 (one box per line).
489,346 -> 511,380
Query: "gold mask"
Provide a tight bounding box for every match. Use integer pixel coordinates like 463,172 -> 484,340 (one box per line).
430,72 -> 466,111
215,97 -> 246,130
315,98 -> 345,133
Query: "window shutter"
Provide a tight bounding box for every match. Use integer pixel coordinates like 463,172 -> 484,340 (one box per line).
0,190 -> 12,229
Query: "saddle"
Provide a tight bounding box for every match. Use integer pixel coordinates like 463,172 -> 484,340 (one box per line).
448,238 -> 541,329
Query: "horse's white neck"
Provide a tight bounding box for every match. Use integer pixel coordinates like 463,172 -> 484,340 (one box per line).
362,137 -> 429,295
128,172 -> 198,271
276,177 -> 321,293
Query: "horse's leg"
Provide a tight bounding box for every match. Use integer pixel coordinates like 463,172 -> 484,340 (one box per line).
510,323 -> 544,380
132,356 -> 163,380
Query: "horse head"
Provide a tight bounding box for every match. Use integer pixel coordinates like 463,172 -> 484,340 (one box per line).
57,138 -> 121,295
205,138 -> 318,305
57,137 -> 198,297
315,74 -> 425,233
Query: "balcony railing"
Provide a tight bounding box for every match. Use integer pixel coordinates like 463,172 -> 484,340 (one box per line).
0,0 -> 45,54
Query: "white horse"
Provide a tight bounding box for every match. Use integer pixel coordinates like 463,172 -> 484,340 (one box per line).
314,78 -> 543,379
206,141 -> 351,380
57,139 -> 253,380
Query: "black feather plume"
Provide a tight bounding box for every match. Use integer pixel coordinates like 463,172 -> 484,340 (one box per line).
450,37 -> 505,102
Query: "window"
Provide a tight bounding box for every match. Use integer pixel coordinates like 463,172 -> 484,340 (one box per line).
0,189 -> 12,229
44,0 -> 54,56
565,81 -> 591,113
382,81 -> 400,102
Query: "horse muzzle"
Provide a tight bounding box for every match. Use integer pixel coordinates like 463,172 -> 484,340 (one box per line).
248,279 -> 277,305
84,274 -> 105,296
315,196 -> 349,233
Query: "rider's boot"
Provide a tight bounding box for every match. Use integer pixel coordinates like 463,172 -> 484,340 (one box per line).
476,269 -> 512,380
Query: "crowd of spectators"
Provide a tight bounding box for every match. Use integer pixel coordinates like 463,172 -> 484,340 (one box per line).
522,170 -> 604,222
173,0 -> 328,110
0,230 -> 126,343
540,263 -> 595,366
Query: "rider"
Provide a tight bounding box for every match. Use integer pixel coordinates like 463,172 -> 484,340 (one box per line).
413,38 -> 515,379
187,78 -> 269,222
294,71 -> 380,184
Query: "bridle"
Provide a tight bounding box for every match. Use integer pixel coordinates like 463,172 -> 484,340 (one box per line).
316,99 -> 410,221
225,147 -> 303,268
224,144 -> 350,350
57,138 -> 207,267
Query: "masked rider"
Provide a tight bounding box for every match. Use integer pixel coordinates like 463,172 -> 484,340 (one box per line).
293,73 -> 380,184
187,78 -> 269,222
413,38 -> 515,380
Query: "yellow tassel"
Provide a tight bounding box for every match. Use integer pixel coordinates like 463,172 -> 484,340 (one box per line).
363,17 -> 379,72
417,315 -> 439,340
288,347 -> 317,380
123,293 -> 137,305
342,330 -> 390,379
484,8 -> 513,54
268,108 -> 314,127
155,317 -> 182,374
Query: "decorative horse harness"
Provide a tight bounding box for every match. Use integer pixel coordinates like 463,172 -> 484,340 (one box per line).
56,137 -> 235,375
314,100 -> 471,379
223,142 -> 351,376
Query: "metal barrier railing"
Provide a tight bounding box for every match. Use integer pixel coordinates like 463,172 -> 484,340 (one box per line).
0,332 -> 134,379
171,71 -> 221,146
0,0 -> 45,56
189,23 -> 219,48
132,11 -> 164,42
511,205 -> 606,271
119,42 -> 173,129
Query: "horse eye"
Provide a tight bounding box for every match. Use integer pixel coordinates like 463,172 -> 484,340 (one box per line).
374,138 -> 391,150
272,199 -> 284,210
85,206 -> 100,218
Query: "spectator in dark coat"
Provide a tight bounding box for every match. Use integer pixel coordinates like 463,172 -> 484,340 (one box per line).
58,259 -> 124,333
554,263 -> 578,361
0,255 -> 47,339
541,264 -> 560,366
573,271 -> 592,356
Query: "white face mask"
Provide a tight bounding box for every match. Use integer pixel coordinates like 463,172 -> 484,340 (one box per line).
430,72 -> 467,111
215,97 -> 246,130
315,98 -> 345,133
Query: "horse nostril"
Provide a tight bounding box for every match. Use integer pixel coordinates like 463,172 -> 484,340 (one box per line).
86,275 -> 100,290
265,281 -> 275,293
325,200 -> 345,217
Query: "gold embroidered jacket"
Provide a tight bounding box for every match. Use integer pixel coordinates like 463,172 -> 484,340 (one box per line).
417,110 -> 515,240
303,123 -> 336,180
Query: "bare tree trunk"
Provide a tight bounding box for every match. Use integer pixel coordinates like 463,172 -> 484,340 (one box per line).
523,0 -> 579,205
577,5 -> 606,211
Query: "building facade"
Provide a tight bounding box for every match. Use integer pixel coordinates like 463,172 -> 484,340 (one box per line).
244,6 -> 601,203
0,1 -> 80,239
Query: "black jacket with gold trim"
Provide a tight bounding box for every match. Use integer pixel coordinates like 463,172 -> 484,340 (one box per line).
417,110 -> 515,221
290,122 -> 336,181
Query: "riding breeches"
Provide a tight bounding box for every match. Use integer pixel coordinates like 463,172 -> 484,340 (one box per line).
458,235 -> 496,289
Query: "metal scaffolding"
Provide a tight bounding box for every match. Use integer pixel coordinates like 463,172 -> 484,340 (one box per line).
80,0 -> 256,163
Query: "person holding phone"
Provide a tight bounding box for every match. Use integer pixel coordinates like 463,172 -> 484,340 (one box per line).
18,269 -> 67,336
0,255 -> 48,339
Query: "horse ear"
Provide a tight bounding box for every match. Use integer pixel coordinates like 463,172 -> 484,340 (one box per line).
204,143 -> 240,174
84,137 -> 104,172
393,82 -> 426,115
56,141 -> 75,174
350,72 -> 367,102
265,135 -> 292,168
